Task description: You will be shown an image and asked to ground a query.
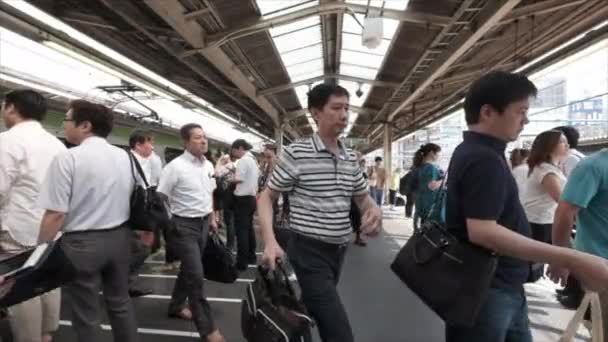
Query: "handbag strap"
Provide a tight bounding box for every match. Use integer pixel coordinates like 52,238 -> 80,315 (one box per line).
559,292 -> 603,342
275,260 -> 296,296
127,150 -> 150,188
258,262 -> 296,300
424,173 -> 447,221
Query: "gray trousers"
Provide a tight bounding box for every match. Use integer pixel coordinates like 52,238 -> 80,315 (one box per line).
61,227 -> 138,342
168,216 -> 215,337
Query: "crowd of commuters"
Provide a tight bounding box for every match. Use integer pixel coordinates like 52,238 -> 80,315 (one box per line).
0,83 -> 383,342
2,70 -> 608,342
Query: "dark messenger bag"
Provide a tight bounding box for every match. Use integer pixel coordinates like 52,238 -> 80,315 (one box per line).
0,240 -> 76,307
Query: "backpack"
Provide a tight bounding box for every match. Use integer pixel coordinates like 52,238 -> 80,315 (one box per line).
399,169 -> 418,195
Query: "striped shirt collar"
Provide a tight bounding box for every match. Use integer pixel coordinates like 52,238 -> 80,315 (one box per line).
311,133 -> 349,160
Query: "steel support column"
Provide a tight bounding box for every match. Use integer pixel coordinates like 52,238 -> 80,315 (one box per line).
275,125 -> 285,152
383,124 -> 393,205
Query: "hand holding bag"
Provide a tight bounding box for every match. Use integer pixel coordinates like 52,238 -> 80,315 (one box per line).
241,263 -> 313,342
390,177 -> 498,327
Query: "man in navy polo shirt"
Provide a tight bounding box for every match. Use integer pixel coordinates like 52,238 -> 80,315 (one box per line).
445,71 -> 608,342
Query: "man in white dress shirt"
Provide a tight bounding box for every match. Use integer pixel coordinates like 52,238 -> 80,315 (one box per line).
553,126 -> 585,177
37,100 -> 138,342
231,139 -> 259,271
157,123 -> 224,342
0,90 -> 65,342
127,130 -> 159,297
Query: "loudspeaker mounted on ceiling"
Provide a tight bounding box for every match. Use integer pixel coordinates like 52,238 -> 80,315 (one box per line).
362,16 -> 383,49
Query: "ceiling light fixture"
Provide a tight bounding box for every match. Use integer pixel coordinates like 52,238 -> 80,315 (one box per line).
0,72 -> 78,99
43,41 -> 176,101
2,0 -> 191,96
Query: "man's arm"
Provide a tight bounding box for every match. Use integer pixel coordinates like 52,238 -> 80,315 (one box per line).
353,193 -> 382,236
468,219 -> 574,266
0,137 -> 19,203
552,201 -> 578,248
259,188 -> 282,268
260,147 -> 299,269
37,152 -> 73,242
467,218 -> 608,291
39,210 -> 65,243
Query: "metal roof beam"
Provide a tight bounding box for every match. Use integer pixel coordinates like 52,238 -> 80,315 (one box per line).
202,3 -> 450,49
285,105 -> 375,121
184,8 -> 211,21
501,0 -> 587,24
384,0 -> 522,122
258,74 -> 400,96
387,0 -> 605,145
143,0 -> 283,128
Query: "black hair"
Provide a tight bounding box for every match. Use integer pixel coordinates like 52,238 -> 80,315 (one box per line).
3,89 -> 47,121
307,84 -> 350,111
264,143 -> 277,154
180,123 -> 202,142
68,100 -> 113,137
129,129 -> 154,149
413,143 -> 441,169
552,126 -> 579,149
374,156 -> 382,162
232,139 -> 253,150
464,71 -> 537,125
528,130 -> 564,175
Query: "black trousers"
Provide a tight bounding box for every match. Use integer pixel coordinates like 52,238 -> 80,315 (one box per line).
405,192 -> 415,218
388,189 -> 397,205
530,223 -> 552,244
288,233 -> 353,342
349,201 -> 361,234
234,195 -> 257,268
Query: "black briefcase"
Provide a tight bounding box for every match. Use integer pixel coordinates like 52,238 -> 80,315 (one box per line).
241,264 -> 313,342
0,239 -> 76,307
126,151 -> 169,232
203,233 -> 238,283
390,221 -> 498,327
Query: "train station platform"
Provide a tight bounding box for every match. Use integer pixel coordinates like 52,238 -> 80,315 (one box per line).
50,207 -> 591,342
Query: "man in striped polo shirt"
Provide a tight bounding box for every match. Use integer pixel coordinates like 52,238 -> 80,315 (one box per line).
258,84 -> 382,342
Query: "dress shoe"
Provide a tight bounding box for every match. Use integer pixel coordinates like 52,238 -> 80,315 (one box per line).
129,288 -> 153,298
168,308 -> 193,320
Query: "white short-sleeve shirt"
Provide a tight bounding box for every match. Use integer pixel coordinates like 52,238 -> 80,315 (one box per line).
0,121 -> 67,246
132,150 -> 162,188
38,136 -> 134,233
157,151 -> 216,218
522,162 -> 566,224
559,149 -> 585,177
234,152 -> 259,196
512,164 -> 529,201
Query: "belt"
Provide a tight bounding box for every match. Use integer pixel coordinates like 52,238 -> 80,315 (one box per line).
64,225 -> 125,235
172,214 -> 209,221
292,232 -> 349,250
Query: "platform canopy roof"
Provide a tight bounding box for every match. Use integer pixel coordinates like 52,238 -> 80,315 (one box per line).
1,0 -> 607,150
